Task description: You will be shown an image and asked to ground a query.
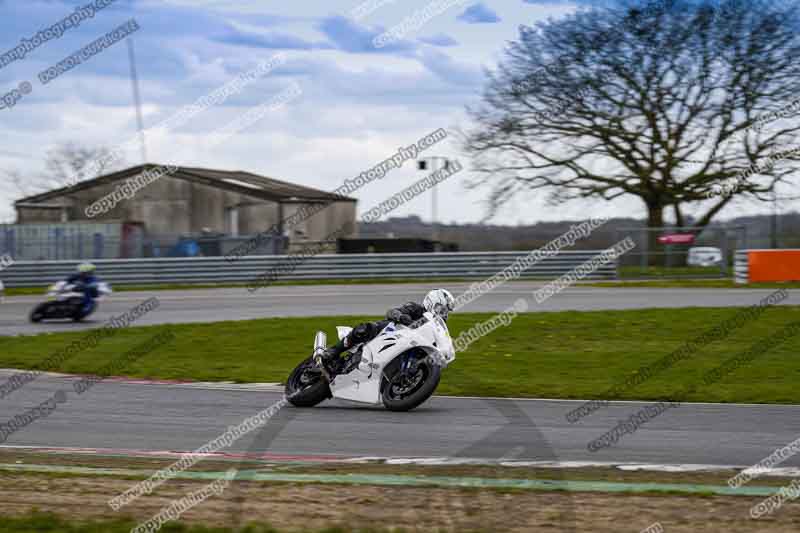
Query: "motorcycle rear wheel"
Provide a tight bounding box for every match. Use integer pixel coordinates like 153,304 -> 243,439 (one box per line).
285,356 -> 331,407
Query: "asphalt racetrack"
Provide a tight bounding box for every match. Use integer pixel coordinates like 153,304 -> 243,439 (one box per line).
0,282 -> 795,336
2,283 -> 796,472
0,372 -> 798,469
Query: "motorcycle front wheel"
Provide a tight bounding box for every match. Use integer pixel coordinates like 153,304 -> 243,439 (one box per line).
29,302 -> 49,323
381,353 -> 441,412
285,356 -> 331,407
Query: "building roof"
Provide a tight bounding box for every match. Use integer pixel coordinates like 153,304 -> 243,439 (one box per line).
14,164 -> 356,205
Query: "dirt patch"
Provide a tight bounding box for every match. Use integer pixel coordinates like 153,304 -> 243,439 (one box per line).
1,472 -> 800,532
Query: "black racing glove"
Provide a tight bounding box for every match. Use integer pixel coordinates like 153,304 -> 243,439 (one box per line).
386,308 -> 413,326
348,322 -> 377,345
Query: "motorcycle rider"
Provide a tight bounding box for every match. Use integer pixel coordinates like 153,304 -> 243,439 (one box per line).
320,288 -> 456,373
65,262 -> 102,317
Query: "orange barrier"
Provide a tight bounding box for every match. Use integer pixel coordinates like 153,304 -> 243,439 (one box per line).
748,250 -> 800,283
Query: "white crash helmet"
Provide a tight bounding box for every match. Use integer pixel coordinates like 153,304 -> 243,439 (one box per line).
423,288 -> 455,319
77,262 -> 96,273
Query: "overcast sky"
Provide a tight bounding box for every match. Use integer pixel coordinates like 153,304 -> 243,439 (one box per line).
0,0 -> 788,225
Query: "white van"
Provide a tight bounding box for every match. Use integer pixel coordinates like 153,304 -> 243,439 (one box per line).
687,246 -> 723,267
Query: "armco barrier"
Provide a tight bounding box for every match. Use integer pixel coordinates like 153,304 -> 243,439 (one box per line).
734,250 -> 749,284
0,251 -> 618,288
735,249 -> 800,284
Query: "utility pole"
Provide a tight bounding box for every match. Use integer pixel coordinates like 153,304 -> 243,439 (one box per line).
127,38 -> 147,164
770,186 -> 779,249
417,156 -> 450,245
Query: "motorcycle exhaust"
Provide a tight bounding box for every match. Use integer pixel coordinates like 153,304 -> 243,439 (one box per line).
313,331 -> 327,355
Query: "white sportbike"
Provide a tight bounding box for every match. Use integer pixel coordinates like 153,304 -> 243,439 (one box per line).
30,280 -> 113,323
285,312 -> 456,411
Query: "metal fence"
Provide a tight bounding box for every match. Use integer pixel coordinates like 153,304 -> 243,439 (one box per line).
0,251 -> 618,288
0,223 -> 286,260
614,225 -> 747,279
1,223 -> 142,260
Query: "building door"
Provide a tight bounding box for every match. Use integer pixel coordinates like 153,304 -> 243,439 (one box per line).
226,207 -> 239,237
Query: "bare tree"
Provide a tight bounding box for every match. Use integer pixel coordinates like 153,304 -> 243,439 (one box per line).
464,0 -> 800,243
4,169 -> 34,199
43,142 -> 123,190
5,142 -> 124,198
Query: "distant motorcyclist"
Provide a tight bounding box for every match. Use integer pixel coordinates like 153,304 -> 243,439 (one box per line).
320,288 -> 455,373
65,262 -> 102,317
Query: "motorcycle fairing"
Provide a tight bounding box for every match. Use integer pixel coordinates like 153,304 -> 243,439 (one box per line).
328,312 -> 454,404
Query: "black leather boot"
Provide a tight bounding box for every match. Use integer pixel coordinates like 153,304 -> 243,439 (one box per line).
320,338 -> 348,375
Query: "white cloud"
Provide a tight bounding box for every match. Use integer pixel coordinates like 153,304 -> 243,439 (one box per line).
0,0 -> 780,227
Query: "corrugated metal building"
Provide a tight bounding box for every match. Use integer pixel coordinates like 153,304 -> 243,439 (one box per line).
10,164 -> 357,258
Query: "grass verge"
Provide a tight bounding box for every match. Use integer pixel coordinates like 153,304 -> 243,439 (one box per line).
7,278 -> 800,296
2,306 -> 799,403
2,278 -> 492,297
619,265 -> 724,279
586,279 -> 800,289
